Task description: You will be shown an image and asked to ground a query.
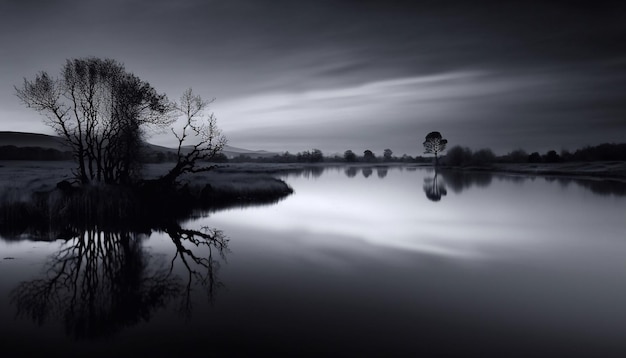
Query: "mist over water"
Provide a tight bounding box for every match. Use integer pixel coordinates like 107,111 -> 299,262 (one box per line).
2,166 -> 626,356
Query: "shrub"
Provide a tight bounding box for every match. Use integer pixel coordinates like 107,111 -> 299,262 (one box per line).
445,146 -> 473,166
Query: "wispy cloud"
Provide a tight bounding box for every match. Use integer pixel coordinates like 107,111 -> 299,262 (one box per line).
2,1 -> 625,153
197,71 -> 547,152
217,71 -> 490,129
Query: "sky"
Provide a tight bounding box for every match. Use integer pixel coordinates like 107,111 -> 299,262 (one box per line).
0,0 -> 625,156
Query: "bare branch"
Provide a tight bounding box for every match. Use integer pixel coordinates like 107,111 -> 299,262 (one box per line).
160,88 -> 227,185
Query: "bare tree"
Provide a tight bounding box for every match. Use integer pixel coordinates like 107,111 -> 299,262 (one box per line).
15,57 -> 171,185
159,88 -> 227,186
423,131 -> 448,167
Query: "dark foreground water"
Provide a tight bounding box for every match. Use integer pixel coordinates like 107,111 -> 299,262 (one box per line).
1,167 -> 626,357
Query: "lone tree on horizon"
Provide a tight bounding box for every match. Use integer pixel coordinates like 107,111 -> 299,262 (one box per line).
423,131 -> 448,167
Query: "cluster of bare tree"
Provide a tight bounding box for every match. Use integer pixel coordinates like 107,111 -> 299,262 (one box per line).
16,57 -> 226,186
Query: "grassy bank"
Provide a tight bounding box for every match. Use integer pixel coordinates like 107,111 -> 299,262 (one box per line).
2,160 -> 624,193
440,161 -> 626,181
0,161 -> 296,195
0,161 -> 294,239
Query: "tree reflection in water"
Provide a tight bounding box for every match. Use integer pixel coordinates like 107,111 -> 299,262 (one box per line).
0,175 -> 292,341
10,224 -> 227,339
438,170 -> 492,194
344,166 -> 358,178
423,171 -> 447,202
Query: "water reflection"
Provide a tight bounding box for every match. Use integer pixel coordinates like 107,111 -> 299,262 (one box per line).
325,165 -> 626,197
10,224 -> 226,339
423,171 -> 447,202
0,182 -> 290,242
438,170 -> 493,194
0,180 -> 288,340
2,166 -> 625,356
554,177 -> 626,196
345,167 -> 358,178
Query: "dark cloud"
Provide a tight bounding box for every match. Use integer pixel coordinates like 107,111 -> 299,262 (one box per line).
1,0 -> 625,154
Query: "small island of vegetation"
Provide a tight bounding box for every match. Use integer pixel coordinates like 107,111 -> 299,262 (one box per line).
1,57 -> 293,238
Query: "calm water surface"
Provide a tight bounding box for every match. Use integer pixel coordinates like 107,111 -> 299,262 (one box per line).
1,167 -> 625,357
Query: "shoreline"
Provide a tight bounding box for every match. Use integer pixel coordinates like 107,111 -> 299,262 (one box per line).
211,161 -> 626,182
1,160 -> 624,239
1,160 -> 625,191
439,161 -> 626,182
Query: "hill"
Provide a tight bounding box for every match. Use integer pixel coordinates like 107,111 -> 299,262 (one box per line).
0,131 -> 277,159
0,131 -> 68,151
147,142 -> 277,159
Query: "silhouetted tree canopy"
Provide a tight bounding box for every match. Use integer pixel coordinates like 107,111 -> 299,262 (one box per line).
344,150 -> 357,162
503,149 -> 529,163
294,149 -> 324,163
528,152 -> 542,163
442,146 -> 494,166
472,148 -> 496,165
543,150 -> 561,163
383,148 -> 393,162
310,149 -> 324,163
423,131 -> 448,166
571,143 -> 626,161
445,146 -> 473,166
363,150 -> 376,162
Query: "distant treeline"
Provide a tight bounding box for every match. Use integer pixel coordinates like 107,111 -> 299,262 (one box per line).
445,143 -> 626,166
3,142 -> 625,165
228,149 -> 431,164
226,143 -> 626,165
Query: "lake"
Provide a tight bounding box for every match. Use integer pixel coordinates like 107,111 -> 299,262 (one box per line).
1,166 -> 626,357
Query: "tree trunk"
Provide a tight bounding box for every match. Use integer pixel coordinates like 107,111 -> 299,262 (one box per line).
159,161 -> 186,187
77,148 -> 89,184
